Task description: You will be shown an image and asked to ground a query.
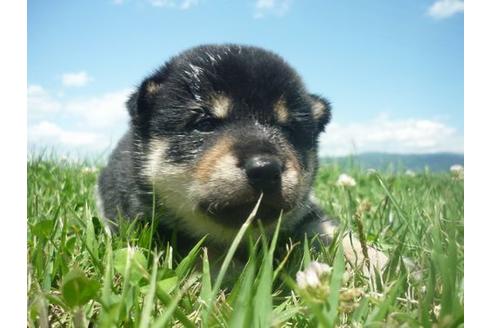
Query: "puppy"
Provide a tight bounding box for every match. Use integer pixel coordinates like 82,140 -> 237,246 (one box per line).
97,44 -> 387,272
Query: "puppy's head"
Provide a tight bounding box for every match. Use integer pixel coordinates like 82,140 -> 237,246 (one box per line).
128,45 -> 331,242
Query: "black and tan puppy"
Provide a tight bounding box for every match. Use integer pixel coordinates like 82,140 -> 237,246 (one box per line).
97,44 -> 387,270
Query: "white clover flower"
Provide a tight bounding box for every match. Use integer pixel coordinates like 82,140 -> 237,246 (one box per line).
302,270 -> 321,288
433,304 -> 441,318
450,164 -> 464,180
296,261 -> 332,301
309,261 -> 331,277
450,164 -> 463,172
336,173 -> 356,187
296,271 -> 308,290
405,169 -> 416,177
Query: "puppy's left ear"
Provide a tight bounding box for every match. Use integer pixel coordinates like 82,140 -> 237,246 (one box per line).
127,78 -> 163,121
309,94 -> 332,132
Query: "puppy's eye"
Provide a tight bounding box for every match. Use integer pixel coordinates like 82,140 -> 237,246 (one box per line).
193,117 -> 218,132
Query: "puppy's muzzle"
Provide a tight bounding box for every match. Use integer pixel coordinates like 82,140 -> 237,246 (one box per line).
243,155 -> 283,192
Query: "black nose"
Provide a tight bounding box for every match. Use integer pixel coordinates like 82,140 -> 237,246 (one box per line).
244,155 -> 283,191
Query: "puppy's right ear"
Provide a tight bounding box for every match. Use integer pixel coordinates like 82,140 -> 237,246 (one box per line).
309,94 -> 332,132
127,79 -> 164,120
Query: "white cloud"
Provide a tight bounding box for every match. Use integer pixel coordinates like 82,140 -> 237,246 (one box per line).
254,0 -> 292,19
27,85 -> 133,154
319,114 -> 463,156
27,85 -> 61,115
62,71 -> 92,87
147,0 -> 200,9
180,0 -> 199,9
427,0 -> 464,19
148,0 -> 174,6
65,88 -> 133,129
29,121 -> 103,147
27,84 -> 132,129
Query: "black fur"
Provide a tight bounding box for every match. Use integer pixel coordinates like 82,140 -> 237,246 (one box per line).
98,44 -> 335,254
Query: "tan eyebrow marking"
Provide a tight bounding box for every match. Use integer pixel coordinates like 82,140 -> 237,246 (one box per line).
146,81 -> 162,95
274,97 -> 289,124
210,94 -> 231,119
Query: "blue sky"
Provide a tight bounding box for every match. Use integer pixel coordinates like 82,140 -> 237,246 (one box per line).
27,0 -> 464,157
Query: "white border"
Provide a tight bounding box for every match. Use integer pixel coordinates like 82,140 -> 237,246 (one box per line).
5,0 -> 477,325
0,0 -> 27,325
465,0 -> 492,326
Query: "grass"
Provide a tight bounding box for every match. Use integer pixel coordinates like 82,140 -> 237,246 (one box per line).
27,156 -> 464,327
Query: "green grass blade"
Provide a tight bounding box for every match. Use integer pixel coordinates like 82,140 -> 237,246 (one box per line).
151,275 -> 199,328
326,244 -> 345,326
139,252 -> 161,328
202,193 -> 263,326
253,237 -> 273,327
229,255 -> 256,327
302,234 -> 312,269
366,278 -> 403,324
199,247 -> 212,325
154,286 -> 195,328
374,173 -> 409,223
199,247 -> 212,305
175,236 -> 207,279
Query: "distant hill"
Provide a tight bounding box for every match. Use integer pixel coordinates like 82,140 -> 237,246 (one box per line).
320,152 -> 464,172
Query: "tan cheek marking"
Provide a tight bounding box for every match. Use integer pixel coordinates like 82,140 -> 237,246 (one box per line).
194,137 -> 234,182
285,146 -> 302,173
281,146 -> 302,197
311,100 -> 326,120
274,97 -> 289,124
283,160 -> 300,187
144,139 -> 168,180
210,94 -> 231,119
209,153 -> 242,183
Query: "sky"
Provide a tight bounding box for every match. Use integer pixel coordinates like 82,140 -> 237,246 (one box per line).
27,0 -> 464,157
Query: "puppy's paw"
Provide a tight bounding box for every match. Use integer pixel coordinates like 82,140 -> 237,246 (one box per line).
296,216 -> 389,279
341,234 -> 388,277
